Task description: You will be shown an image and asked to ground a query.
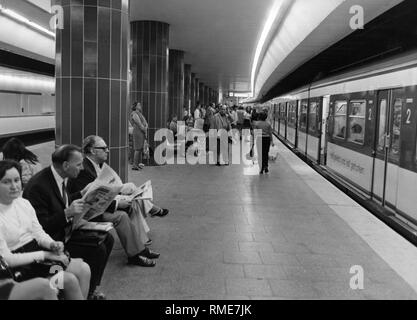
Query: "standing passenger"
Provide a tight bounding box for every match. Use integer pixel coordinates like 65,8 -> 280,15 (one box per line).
252,112 -> 273,174
130,102 -> 148,170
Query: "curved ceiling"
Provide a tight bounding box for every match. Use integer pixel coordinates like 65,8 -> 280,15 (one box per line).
130,0 -> 275,94
252,0 -> 404,101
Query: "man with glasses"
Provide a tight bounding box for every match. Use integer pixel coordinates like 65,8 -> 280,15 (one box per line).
67,136 -> 166,265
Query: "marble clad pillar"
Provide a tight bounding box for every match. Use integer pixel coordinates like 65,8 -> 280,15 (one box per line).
168,49 -> 185,120
54,0 -> 129,180
184,64 -> 192,112
130,21 -> 170,160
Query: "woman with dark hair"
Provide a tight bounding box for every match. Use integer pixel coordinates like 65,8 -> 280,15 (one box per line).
0,160 -> 91,299
2,138 -> 42,186
129,102 -> 148,170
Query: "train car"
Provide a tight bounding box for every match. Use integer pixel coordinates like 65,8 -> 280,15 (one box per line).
268,50 -> 417,227
0,66 -> 55,147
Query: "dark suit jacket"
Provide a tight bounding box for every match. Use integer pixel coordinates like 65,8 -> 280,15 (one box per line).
67,158 -> 117,213
23,167 -> 81,242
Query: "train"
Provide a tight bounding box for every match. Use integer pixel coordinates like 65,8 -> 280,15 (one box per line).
0,66 -> 55,147
257,50 -> 417,230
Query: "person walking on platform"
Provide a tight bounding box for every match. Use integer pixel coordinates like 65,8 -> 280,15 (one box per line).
252,112 -> 273,174
130,102 -> 148,170
210,105 -> 232,166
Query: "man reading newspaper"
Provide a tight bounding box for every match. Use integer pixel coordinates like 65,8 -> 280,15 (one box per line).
67,136 -> 168,264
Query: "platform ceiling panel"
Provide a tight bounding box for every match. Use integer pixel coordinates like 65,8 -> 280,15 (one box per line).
130,0 -> 275,93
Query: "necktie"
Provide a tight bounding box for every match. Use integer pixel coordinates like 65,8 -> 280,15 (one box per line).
62,181 -> 68,208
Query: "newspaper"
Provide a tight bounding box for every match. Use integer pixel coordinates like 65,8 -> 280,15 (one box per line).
128,180 -> 153,201
73,164 -> 123,228
78,221 -> 114,232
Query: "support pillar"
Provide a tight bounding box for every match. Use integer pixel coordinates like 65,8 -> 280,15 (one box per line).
199,82 -> 205,106
130,20 -> 169,160
55,0 -> 129,180
204,86 -> 209,106
168,49 -> 185,120
195,77 -> 200,105
191,73 -> 196,109
184,64 -> 192,113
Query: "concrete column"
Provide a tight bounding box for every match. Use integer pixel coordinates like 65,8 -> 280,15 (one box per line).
195,77 -> 200,105
184,64 -> 192,112
191,73 -> 196,109
54,0 -> 129,180
199,82 -> 205,106
204,86 -> 210,106
168,49 -> 185,119
130,20 -> 169,158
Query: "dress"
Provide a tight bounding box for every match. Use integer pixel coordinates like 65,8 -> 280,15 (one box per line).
0,279 -> 14,300
0,198 -> 54,268
130,111 -> 148,150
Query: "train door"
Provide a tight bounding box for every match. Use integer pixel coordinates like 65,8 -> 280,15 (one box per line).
372,89 -> 401,208
273,104 -> 279,132
321,95 -> 330,165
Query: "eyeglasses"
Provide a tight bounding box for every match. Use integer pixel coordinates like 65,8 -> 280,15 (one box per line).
93,146 -> 109,151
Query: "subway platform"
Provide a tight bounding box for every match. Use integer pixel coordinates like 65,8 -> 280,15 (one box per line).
27,137 -> 417,300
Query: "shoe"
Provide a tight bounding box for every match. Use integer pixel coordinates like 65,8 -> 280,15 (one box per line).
145,238 -> 153,246
132,166 -> 141,171
139,247 -> 160,259
260,169 -> 264,174
264,168 -> 269,173
151,208 -> 169,217
88,290 -> 106,300
138,163 -> 145,168
127,254 -> 156,267
216,162 -> 221,166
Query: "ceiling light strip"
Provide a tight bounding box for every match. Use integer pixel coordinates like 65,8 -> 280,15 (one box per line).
0,5 -> 55,38
250,0 -> 283,98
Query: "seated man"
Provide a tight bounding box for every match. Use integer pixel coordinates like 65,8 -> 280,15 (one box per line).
66,138 -> 163,258
68,136 -> 169,245
23,145 -> 158,298
75,135 -> 168,216
22,145 -> 113,300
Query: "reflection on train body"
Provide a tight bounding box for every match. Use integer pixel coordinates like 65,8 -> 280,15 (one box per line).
254,51 -> 417,226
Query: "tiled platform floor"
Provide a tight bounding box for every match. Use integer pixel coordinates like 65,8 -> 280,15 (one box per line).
27,138 -> 417,299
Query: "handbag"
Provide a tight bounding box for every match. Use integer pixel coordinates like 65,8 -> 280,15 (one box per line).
0,256 -> 14,281
67,229 -> 109,247
143,140 -> 150,160
11,240 -> 69,282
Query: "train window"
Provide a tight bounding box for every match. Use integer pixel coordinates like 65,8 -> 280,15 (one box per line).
333,100 -> 347,139
288,102 -> 296,126
280,104 -> 286,122
300,103 -> 308,130
308,102 -> 318,134
347,100 -> 366,145
377,99 -> 387,152
390,98 -> 402,159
